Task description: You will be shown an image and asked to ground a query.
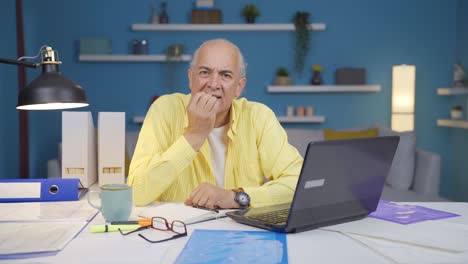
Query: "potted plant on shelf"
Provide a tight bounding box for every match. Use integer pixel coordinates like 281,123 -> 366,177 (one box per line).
451,105 -> 464,119
274,67 -> 293,85
242,4 -> 260,24
292,11 -> 311,74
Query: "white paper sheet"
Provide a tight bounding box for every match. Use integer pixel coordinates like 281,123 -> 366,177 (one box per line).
322,217 -> 468,252
344,232 -> 468,264
0,201 -> 98,222
0,221 -> 87,258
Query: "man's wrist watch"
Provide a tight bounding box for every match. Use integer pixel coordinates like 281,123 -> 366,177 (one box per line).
233,188 -> 250,208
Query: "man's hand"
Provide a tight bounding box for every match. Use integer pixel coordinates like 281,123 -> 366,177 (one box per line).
184,183 -> 239,209
184,92 -> 220,151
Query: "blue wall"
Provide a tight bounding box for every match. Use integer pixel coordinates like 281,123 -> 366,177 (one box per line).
0,1 -> 20,179
450,0 -> 468,201
1,0 -> 465,200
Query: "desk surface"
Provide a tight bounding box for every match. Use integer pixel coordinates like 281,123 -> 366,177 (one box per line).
3,202 -> 468,264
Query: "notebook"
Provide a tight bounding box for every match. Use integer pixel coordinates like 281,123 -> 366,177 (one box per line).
136,203 -> 236,225
226,136 -> 399,233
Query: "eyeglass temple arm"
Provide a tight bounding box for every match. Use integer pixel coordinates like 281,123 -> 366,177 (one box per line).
118,226 -> 149,236
0,58 -> 40,68
138,233 -> 187,244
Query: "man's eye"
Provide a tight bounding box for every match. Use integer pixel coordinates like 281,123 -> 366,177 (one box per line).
222,73 -> 232,79
199,71 -> 209,76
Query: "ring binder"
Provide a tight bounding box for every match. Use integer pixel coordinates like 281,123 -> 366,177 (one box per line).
0,178 -> 87,202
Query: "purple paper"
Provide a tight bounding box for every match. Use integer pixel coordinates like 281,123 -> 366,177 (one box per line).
369,200 -> 460,224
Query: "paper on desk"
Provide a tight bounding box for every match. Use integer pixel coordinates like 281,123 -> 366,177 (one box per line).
344,233 -> 468,264
0,201 -> 98,222
0,221 -> 87,259
135,203 -> 237,225
369,200 -> 460,224
174,229 -> 288,264
322,217 -> 468,252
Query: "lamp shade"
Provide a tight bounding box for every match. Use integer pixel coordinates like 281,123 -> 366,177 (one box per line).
391,65 -> 415,131
16,63 -> 88,110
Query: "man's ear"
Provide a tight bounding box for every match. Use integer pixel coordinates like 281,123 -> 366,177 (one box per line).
236,78 -> 247,97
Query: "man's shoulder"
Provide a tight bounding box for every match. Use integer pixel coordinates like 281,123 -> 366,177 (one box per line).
150,93 -> 189,110
234,97 -> 274,116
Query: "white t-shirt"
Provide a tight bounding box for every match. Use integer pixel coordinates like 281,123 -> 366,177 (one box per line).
207,125 -> 228,187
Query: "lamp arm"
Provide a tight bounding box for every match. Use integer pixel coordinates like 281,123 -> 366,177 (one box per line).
0,57 -> 40,68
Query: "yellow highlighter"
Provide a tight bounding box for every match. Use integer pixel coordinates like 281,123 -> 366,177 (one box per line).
89,224 -> 141,233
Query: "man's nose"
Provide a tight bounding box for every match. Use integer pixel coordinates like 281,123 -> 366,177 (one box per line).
207,73 -> 221,88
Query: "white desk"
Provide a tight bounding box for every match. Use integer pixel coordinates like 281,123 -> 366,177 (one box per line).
3,202 -> 468,264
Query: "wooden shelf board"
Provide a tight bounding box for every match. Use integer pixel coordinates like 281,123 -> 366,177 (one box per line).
79,54 -> 192,62
268,85 -> 381,93
437,119 -> 468,129
277,116 -> 325,123
132,23 -> 326,31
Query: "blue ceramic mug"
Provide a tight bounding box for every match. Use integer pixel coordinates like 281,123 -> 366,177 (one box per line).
88,184 -> 132,222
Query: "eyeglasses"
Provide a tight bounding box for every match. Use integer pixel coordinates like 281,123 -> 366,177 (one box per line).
119,217 -> 187,243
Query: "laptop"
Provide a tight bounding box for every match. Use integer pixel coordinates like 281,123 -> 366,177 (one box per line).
226,136 -> 399,233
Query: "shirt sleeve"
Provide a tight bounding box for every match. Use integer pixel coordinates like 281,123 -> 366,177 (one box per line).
127,96 -> 197,206
242,105 -> 303,208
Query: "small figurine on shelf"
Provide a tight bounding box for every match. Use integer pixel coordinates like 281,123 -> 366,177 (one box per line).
453,63 -> 467,87
140,40 -> 148,54
451,105 -> 463,120
159,2 -> 169,24
150,4 -> 159,24
310,64 -> 323,85
286,106 -> 294,117
306,105 -> 314,116
296,105 -> 304,117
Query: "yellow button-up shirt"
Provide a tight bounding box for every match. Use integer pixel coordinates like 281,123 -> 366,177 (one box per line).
128,93 -> 303,207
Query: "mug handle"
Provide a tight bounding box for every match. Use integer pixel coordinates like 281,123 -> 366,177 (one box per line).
87,190 -> 102,210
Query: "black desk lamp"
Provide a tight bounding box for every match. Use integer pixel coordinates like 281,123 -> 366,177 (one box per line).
0,45 -> 88,110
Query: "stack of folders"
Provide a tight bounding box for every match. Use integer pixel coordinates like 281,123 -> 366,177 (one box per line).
0,201 -> 98,259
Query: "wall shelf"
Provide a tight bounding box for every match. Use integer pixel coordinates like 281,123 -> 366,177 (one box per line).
78,54 -> 192,62
131,23 -> 326,31
277,116 -> 325,123
133,116 -> 145,123
134,115 -> 325,124
437,119 -> 468,129
437,87 -> 468,95
267,85 -> 381,93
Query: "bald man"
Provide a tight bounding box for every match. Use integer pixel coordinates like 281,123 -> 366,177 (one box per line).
128,39 -> 303,209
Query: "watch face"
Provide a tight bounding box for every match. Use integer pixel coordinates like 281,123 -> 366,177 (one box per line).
236,192 -> 250,207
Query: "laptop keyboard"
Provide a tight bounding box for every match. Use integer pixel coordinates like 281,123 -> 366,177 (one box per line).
246,208 -> 290,225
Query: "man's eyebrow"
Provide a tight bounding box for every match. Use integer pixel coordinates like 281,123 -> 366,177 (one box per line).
219,70 -> 233,75
197,66 -> 211,71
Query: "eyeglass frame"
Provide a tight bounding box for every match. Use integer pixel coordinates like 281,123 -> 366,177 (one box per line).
119,217 -> 187,244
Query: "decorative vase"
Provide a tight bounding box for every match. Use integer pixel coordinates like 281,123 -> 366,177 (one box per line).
159,2 -> 169,24
274,76 -> 293,85
310,71 -> 322,85
246,16 -> 256,24
451,109 -> 463,120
